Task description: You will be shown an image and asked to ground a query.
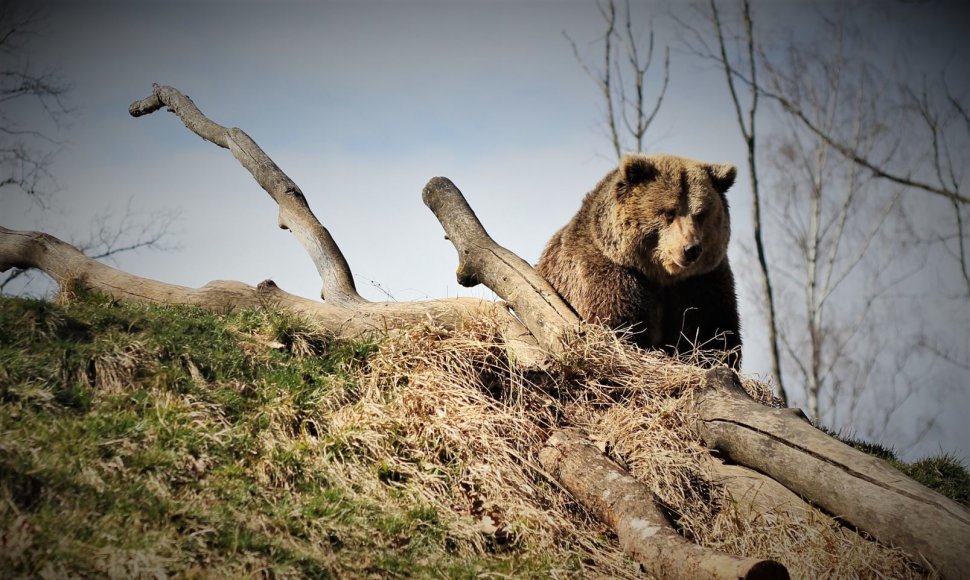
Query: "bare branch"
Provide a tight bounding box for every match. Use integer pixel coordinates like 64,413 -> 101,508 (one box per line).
706,0 -> 786,403
0,141 -> 58,206
130,84 -> 359,305
902,77 -> 970,295
741,68 -> 970,204
567,0 -> 669,158
0,265 -> 26,292
567,0 -> 622,159
0,2 -> 72,210
80,200 -> 182,262
422,177 -> 579,355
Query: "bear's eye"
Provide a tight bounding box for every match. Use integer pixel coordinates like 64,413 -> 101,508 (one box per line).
694,209 -> 707,223
661,209 -> 676,224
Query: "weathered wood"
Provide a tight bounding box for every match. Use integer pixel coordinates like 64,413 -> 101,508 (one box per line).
130,84 -> 358,305
695,367 -> 970,579
539,428 -> 789,580
422,176 -> 581,355
699,454 -> 813,523
123,85 -> 546,367
0,226 -> 541,361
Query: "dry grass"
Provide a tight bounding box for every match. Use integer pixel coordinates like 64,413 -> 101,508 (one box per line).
349,318 -> 928,579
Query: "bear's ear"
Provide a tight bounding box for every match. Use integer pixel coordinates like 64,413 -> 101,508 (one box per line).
619,155 -> 657,186
707,163 -> 737,194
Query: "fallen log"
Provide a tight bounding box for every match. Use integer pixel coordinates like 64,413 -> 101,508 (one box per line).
695,367 -> 970,579
539,428 -> 789,580
0,226 -> 531,349
123,84 -> 544,366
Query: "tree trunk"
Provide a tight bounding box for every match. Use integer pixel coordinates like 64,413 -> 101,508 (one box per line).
695,367 -> 970,579
539,429 -> 789,580
0,227 -> 538,363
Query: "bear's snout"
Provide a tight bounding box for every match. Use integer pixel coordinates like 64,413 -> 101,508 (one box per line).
683,242 -> 703,263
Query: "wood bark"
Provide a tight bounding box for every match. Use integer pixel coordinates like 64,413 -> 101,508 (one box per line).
129,84 -> 358,306
699,454 -> 814,524
422,176 -> 580,355
695,367 -> 970,579
539,428 -> 789,580
0,226 -> 533,350
1,84 -> 545,367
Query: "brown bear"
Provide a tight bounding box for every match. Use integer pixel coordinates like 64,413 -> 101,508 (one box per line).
537,153 -> 741,368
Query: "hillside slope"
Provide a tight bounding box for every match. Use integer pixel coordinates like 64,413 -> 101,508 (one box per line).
1,293 -> 966,578
0,293 -> 622,578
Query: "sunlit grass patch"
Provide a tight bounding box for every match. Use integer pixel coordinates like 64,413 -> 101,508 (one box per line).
1,294 -> 589,578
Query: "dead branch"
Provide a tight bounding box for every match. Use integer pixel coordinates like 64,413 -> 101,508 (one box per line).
539,428 -> 789,580
695,367 -> 970,579
125,84 -> 546,366
422,176 -> 579,356
0,226 -> 532,349
129,84 -> 358,305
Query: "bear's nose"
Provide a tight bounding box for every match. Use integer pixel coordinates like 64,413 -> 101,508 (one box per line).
683,242 -> 703,263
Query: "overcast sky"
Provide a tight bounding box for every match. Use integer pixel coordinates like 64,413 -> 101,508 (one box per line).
3,0 -> 968,462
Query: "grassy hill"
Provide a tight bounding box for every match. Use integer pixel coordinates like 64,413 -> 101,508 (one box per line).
1,292 -> 966,578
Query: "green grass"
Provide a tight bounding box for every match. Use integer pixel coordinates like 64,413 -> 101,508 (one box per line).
829,430 -> 970,506
0,293 -> 569,578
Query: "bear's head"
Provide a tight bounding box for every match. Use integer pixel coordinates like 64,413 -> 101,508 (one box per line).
599,153 -> 735,282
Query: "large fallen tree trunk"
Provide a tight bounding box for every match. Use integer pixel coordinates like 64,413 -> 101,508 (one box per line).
695,368 -> 970,579
0,226 -> 534,350
2,83 -> 968,578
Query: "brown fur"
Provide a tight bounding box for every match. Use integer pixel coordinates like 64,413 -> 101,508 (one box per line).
537,153 -> 741,368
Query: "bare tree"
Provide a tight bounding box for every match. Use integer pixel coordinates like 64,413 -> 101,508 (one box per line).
677,0 -> 787,403
691,2 -> 970,296
0,2 -> 69,207
679,1 -> 967,446
759,16 -> 911,423
566,0 -> 670,160
0,1 -> 177,294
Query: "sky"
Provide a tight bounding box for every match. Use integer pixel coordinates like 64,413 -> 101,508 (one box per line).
3,0 -> 969,462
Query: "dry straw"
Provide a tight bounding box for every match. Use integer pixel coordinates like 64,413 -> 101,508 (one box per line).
325,317 -> 927,578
